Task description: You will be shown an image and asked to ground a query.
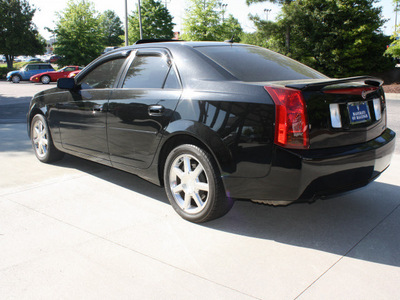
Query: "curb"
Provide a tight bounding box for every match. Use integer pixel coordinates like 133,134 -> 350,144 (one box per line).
385,93 -> 400,100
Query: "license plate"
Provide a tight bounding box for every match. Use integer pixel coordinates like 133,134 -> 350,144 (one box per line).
348,102 -> 371,124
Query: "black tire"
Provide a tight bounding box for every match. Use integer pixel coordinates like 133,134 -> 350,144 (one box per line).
30,114 -> 64,163
41,75 -> 51,84
164,144 -> 233,223
11,75 -> 21,83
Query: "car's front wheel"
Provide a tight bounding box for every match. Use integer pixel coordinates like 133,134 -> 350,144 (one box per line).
41,75 -> 51,84
11,75 -> 21,83
164,144 -> 233,223
31,114 -> 64,163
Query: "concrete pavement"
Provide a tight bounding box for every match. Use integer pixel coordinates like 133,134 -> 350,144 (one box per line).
0,81 -> 399,299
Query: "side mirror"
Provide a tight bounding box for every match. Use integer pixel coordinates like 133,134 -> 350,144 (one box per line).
57,77 -> 76,90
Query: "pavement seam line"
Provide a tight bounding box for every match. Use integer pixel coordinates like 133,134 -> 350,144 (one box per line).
0,169 -> 108,197
6,198 -> 261,300
294,202 -> 400,299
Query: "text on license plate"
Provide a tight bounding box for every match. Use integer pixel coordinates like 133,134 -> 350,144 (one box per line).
348,101 -> 371,124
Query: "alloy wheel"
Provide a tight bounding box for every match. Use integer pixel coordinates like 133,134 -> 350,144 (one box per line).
168,154 -> 210,214
12,75 -> 20,83
32,119 -> 49,159
41,75 -> 50,84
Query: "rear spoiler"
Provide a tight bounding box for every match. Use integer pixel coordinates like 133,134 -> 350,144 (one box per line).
286,76 -> 383,91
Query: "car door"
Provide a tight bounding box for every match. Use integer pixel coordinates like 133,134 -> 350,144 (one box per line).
22,65 -> 39,80
55,54 -> 128,163
107,49 -> 182,169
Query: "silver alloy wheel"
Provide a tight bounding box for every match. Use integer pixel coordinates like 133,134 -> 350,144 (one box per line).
32,119 -> 49,159
41,75 -> 50,84
11,75 -> 20,83
169,154 -> 210,214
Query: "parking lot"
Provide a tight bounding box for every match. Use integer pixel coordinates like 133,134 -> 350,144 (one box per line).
1,81 -> 399,299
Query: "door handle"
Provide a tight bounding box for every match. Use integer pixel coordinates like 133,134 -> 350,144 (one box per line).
148,105 -> 164,116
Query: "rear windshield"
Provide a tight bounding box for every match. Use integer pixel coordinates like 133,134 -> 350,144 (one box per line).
195,45 -> 327,82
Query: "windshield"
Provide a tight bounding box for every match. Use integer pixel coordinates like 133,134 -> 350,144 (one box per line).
195,45 -> 327,82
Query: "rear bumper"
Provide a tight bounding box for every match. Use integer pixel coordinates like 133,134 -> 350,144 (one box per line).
224,128 -> 396,201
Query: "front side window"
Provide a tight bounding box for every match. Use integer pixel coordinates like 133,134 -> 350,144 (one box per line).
64,67 -> 76,72
79,58 -> 126,89
122,55 -> 170,89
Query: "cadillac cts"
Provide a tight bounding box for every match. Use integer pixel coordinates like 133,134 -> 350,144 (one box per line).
27,41 -> 396,223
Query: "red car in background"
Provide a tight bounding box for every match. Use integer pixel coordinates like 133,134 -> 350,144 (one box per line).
49,55 -> 61,63
30,66 -> 83,84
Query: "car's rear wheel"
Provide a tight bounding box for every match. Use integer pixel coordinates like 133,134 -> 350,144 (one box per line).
164,144 -> 233,223
11,75 -> 21,83
31,114 -> 64,163
41,75 -> 51,84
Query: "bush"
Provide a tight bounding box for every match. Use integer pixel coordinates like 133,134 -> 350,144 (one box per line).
0,65 -> 15,80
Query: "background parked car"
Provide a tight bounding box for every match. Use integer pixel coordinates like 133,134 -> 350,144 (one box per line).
7,63 -> 54,83
27,57 -> 41,62
30,66 -> 83,84
14,56 -> 24,63
49,55 -> 61,64
103,46 -> 119,54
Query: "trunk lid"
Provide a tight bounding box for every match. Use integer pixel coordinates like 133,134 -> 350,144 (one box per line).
266,76 -> 387,149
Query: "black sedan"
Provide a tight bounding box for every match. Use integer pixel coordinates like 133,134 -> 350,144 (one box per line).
27,40 -> 396,223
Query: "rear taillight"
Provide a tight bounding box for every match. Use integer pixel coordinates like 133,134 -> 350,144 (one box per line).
265,86 -> 309,149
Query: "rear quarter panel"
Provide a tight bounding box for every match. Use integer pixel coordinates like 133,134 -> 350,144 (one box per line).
165,87 -> 275,179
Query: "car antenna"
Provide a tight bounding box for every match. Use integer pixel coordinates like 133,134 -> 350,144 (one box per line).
224,35 -> 235,44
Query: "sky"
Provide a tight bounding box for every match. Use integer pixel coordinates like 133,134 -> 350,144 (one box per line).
30,0 -> 398,41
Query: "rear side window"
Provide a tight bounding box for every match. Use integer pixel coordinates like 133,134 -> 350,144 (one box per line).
40,65 -> 52,69
28,65 -> 40,70
163,67 -> 180,89
195,45 -> 327,82
122,55 -> 170,89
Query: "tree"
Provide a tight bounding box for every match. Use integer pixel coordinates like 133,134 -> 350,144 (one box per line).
384,0 -> 400,59
53,0 -> 104,66
385,30 -> 400,58
99,10 -> 124,46
221,15 -> 243,42
182,0 -> 222,41
277,0 -> 393,77
246,0 -> 291,3
241,15 -> 280,50
128,0 -> 174,44
0,0 -> 45,68
247,0 -> 294,52
182,0 -> 242,41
